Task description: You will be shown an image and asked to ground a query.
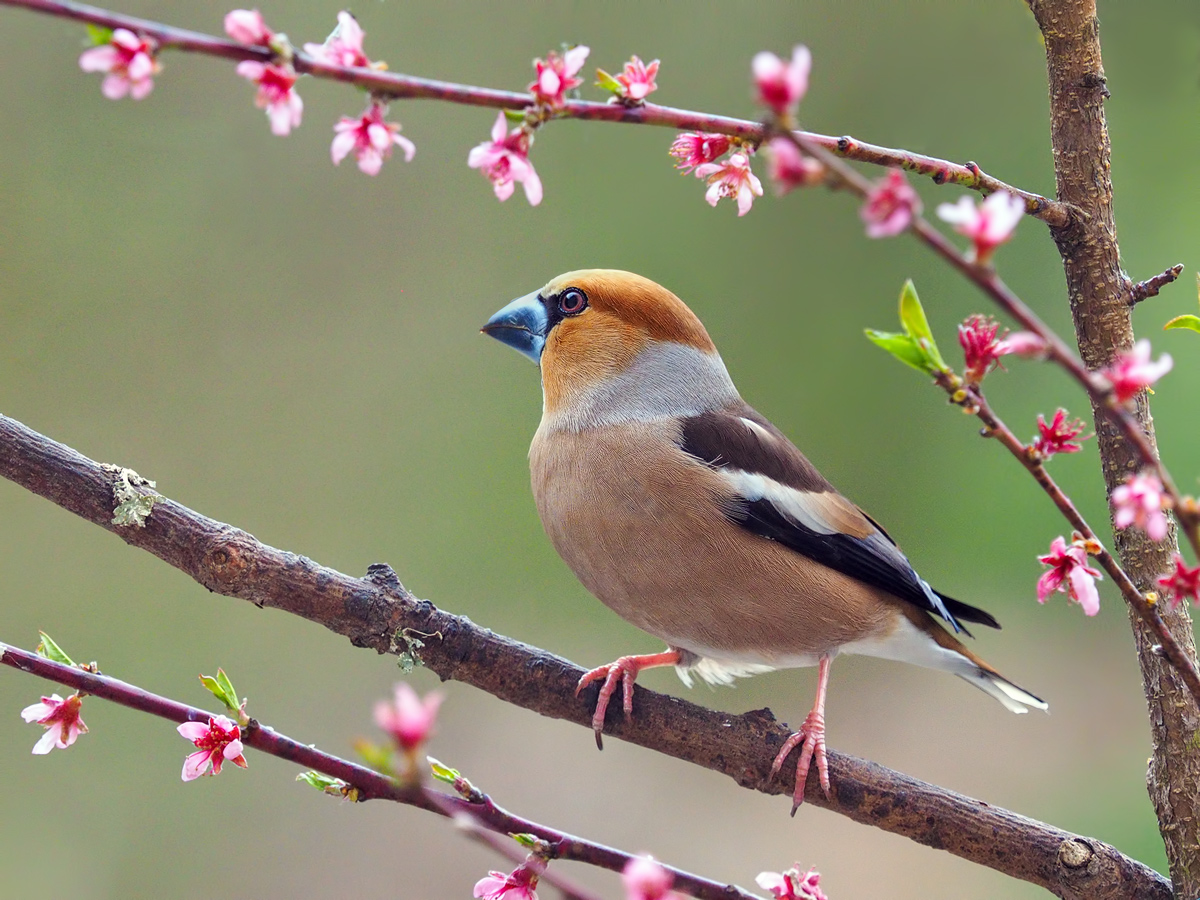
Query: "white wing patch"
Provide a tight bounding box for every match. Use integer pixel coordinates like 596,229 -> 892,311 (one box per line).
718,469 -> 838,535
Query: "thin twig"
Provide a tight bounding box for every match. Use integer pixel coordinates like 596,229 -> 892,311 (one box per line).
0,0 -> 1069,226
0,412 -> 1171,900
0,641 -> 753,900
1128,264 -> 1184,305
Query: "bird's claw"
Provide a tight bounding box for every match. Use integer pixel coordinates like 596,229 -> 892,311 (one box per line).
576,657 -> 640,748
770,709 -> 831,815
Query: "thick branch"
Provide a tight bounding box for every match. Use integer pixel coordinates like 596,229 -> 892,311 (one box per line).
1028,2 -> 1200,896
0,0 -> 1068,225
0,412 -> 1170,899
0,643 -> 732,900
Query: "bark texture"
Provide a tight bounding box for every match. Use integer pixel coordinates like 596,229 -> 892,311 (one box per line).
1029,1 -> 1200,894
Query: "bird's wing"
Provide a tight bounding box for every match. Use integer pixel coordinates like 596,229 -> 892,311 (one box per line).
678,403 -> 977,634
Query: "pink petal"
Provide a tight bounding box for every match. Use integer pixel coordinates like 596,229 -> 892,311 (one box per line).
1036,568 -> 1060,603
79,45 -> 117,72
235,60 -> 265,81
110,29 -> 140,50
32,728 -> 59,755
182,749 -> 212,781
101,73 -> 130,99
366,122 -> 392,152
563,45 -> 590,77
936,196 -> 977,226
130,78 -> 154,100
357,147 -> 384,176
393,133 -> 416,162
521,168 -> 543,206
752,51 -> 783,83
335,11 -> 365,51
755,872 -> 788,894
1147,511 -> 1169,542
177,721 -> 209,741
538,68 -> 561,98
490,111 -> 507,144
268,99 -> 295,135
222,739 -> 245,759
703,182 -> 723,208
331,130 -> 357,165
21,700 -> 54,722
126,51 -> 153,82
1069,566 -> 1100,616
301,42 -> 326,59
493,177 -> 516,202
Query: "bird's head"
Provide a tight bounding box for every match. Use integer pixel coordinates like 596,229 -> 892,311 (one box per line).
482,269 -> 735,426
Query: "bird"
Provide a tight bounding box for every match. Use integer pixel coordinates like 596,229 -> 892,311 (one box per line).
482,268 -> 1046,812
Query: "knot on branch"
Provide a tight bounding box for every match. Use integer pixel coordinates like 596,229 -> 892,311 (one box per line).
1058,839 -> 1093,869
200,530 -> 260,597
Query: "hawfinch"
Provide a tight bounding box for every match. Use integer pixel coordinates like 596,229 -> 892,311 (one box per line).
483,269 -> 1045,810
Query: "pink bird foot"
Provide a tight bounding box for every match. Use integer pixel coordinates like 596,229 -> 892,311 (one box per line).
770,653 -> 833,814
576,649 -> 680,748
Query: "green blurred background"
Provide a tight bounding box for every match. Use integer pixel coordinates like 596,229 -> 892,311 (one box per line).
2,1 -> 1199,897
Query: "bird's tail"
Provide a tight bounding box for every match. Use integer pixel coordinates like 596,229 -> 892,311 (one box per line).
956,663 -> 1047,714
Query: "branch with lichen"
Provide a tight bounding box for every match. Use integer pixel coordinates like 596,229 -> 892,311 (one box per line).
0,412 -> 1172,900
1,0 -> 1065,223
0,639 -> 760,900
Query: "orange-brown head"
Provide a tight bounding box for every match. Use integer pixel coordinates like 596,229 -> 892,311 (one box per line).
483,270 -> 730,425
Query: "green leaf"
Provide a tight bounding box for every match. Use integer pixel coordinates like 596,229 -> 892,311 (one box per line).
511,833 -> 540,849
85,24 -> 113,46
898,280 -> 932,343
1164,314 -> 1200,333
296,772 -> 358,800
353,739 -> 395,774
864,330 -> 932,373
502,108 -> 526,125
199,669 -> 242,716
427,756 -> 460,785
36,632 -> 76,667
594,68 -> 623,95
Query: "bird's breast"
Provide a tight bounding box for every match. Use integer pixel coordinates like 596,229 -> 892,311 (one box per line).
528,419 -> 899,663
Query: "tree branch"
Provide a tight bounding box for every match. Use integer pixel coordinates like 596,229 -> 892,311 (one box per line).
1027,2 -> 1200,895
1128,264 -> 1184,306
0,411 -> 1171,899
0,642 -> 739,900
0,0 -> 1069,226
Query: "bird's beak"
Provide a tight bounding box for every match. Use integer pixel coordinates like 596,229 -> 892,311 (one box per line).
481,290 -> 547,364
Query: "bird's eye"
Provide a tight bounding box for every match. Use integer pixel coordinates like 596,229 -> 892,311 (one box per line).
557,288 -> 588,316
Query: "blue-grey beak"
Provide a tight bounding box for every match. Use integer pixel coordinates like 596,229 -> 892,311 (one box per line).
481,290 -> 548,364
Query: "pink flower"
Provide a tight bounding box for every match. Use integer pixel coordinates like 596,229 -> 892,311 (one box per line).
1157,554 -> 1200,610
764,137 -> 824,196
957,315 -> 1007,383
1112,471 -> 1169,542
755,865 -> 828,900
694,152 -> 763,216
468,112 -> 543,205
860,169 -> 921,238
668,132 -> 732,174
622,857 -> 679,900
332,103 -> 415,176
474,859 -> 545,900
177,715 -> 248,781
1037,536 -> 1102,616
374,682 -> 442,751
1032,409 -> 1088,458
530,45 -> 590,108
936,191 -> 1025,264
21,693 -> 87,755
1099,340 -> 1174,405
224,9 -> 273,46
615,56 -> 659,102
303,11 -> 372,69
78,28 -> 159,101
235,61 -> 303,136
752,46 -> 812,118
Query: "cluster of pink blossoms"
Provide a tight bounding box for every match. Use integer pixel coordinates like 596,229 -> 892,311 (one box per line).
469,113 -> 544,206
860,169 -> 922,237
178,715 -> 249,780
613,56 -> 659,103
78,28 -> 160,100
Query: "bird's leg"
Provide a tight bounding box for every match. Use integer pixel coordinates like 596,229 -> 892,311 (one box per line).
770,653 -> 832,815
576,649 -> 682,749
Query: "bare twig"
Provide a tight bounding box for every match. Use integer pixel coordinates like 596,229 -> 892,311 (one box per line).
1127,264 -> 1184,305
0,641 -> 751,900
0,0 -> 1068,226
0,413 -> 1171,900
